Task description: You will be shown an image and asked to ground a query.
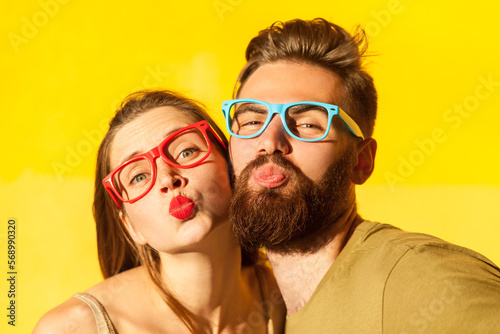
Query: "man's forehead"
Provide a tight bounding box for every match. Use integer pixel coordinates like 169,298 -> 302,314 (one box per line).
238,61 -> 344,106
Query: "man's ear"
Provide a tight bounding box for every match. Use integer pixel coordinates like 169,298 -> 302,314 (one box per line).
351,138 -> 377,185
119,211 -> 148,245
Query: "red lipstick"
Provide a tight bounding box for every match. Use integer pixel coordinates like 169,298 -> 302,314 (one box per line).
169,195 -> 195,220
252,164 -> 289,188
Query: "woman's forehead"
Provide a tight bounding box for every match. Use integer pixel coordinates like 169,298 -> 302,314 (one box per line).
110,107 -> 198,168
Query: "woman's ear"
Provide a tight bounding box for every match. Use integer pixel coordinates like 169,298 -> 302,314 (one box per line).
351,138 -> 377,185
119,211 -> 148,245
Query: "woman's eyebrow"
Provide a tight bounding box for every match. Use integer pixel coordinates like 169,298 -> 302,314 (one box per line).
117,125 -> 187,165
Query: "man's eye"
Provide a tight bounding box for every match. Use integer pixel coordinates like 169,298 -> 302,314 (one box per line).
299,123 -> 321,129
241,120 -> 263,127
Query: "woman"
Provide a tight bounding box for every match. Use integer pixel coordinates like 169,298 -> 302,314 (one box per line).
34,90 -> 285,333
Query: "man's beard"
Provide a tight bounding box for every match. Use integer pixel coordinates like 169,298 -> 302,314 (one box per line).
230,149 -> 356,255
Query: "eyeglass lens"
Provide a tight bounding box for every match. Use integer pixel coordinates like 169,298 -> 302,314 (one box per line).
112,128 -> 210,201
229,102 -> 330,139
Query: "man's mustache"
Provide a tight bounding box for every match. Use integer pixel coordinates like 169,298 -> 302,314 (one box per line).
239,153 -> 304,178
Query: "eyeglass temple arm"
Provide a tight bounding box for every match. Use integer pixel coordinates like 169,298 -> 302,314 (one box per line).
103,179 -> 122,209
206,124 -> 227,149
337,108 -> 365,140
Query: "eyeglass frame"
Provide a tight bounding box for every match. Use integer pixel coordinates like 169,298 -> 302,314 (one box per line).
222,99 -> 365,142
102,120 -> 226,209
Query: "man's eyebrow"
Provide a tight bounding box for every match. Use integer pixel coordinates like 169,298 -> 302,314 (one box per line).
233,103 -> 267,116
287,104 -> 328,115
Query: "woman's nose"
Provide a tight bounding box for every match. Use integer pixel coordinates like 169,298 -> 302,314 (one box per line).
155,160 -> 186,193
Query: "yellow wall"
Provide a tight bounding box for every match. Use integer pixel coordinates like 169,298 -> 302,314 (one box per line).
1,0 -> 499,332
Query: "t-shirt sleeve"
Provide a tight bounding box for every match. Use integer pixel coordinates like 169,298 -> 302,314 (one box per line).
382,243 -> 500,334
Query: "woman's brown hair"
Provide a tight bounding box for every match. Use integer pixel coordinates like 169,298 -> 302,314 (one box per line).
93,89 -> 258,332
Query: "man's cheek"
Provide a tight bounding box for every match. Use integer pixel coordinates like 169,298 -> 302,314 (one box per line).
230,140 -> 253,162
231,154 -> 247,177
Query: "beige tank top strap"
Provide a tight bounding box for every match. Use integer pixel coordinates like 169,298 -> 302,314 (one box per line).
73,292 -> 116,334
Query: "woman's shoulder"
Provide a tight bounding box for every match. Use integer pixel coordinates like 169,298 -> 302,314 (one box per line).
85,266 -> 147,301
33,296 -> 99,334
33,267 -> 147,333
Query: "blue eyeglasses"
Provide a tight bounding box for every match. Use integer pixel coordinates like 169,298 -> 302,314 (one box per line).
222,99 -> 364,142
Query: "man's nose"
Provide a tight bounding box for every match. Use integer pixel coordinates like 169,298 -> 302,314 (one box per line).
256,115 -> 291,155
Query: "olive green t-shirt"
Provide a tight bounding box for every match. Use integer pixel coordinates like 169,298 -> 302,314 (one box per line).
286,221 -> 500,333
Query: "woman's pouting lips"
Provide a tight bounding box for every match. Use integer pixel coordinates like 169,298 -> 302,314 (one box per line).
169,195 -> 195,220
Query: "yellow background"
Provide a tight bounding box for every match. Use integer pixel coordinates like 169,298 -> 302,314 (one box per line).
1,0 -> 499,332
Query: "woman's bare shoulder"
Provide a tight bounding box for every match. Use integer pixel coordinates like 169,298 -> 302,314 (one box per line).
32,297 -> 98,334
33,267 -> 147,334
85,266 -> 146,301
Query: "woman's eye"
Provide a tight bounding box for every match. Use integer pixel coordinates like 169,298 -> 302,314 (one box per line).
131,173 -> 147,184
179,148 -> 199,159
180,150 -> 193,158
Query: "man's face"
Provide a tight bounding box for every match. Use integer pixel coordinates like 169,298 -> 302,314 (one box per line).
229,61 -> 359,253
230,61 -> 352,182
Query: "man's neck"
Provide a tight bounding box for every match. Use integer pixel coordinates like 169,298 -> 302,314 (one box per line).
266,206 -> 362,315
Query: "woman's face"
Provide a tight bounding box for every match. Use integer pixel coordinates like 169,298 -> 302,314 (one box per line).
109,106 -> 232,253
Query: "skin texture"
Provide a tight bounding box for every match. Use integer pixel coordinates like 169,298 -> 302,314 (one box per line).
33,107 -> 285,333
229,61 -> 377,314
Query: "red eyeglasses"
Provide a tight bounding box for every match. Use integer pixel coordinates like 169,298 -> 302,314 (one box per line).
103,120 -> 226,208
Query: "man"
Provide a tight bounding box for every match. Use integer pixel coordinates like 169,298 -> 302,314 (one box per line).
223,18 -> 500,333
